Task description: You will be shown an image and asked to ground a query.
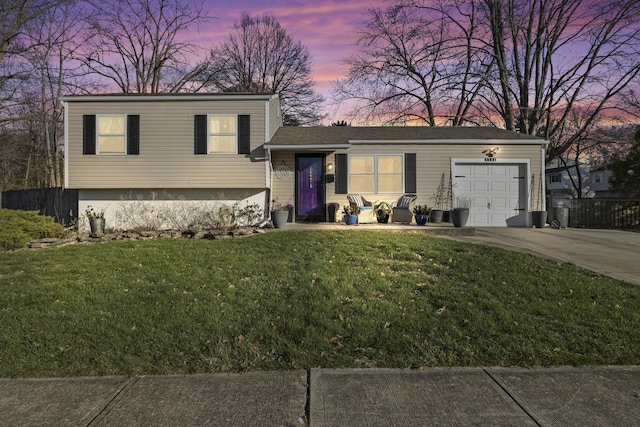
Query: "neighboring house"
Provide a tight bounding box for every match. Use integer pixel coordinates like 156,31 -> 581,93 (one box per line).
546,159 -> 620,200
588,166 -> 620,199
63,93 -> 548,228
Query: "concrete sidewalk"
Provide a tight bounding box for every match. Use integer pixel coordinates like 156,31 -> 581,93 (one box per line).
2,367 -> 639,426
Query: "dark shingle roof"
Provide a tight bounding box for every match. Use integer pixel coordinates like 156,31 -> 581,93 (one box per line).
266,126 -> 545,148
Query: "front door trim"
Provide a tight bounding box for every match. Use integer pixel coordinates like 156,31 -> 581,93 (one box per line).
295,154 -> 326,222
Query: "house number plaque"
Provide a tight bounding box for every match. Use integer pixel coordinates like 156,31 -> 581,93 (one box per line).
275,162 -> 291,180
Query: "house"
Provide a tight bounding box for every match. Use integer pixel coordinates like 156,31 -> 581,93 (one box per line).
587,166 -> 620,199
546,159 -> 621,202
62,93 -> 548,229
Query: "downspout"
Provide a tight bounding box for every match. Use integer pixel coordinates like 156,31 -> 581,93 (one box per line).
265,100 -> 272,222
541,142 -> 548,211
266,147 -> 274,223
62,100 -> 69,189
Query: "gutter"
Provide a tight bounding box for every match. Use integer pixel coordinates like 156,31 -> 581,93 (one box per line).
265,144 -> 351,151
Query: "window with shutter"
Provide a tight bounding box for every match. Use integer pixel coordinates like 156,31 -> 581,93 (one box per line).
84,114 -> 140,155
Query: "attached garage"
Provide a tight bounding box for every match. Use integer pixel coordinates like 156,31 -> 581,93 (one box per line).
452,161 -> 529,227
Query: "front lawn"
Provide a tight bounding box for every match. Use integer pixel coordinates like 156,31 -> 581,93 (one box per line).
0,231 -> 638,377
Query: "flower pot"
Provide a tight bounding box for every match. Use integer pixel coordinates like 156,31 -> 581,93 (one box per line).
271,210 -> 289,229
416,215 -> 429,226
531,211 -> 547,228
89,218 -> 105,234
430,209 -> 443,223
451,208 -> 469,227
345,214 -> 357,225
442,210 -> 451,223
376,211 -> 389,223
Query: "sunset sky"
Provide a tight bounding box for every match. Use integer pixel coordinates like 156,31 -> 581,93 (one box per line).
196,0 -> 387,122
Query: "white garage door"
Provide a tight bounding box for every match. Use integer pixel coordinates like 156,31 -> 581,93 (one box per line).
453,163 -> 527,227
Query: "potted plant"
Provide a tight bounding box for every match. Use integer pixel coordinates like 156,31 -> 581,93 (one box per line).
431,173 -> 446,222
271,200 -> 289,229
412,204 -> 431,226
451,196 -> 471,227
373,200 -> 392,223
530,174 -> 547,228
85,206 -> 105,234
342,205 -> 361,225
286,204 -> 295,222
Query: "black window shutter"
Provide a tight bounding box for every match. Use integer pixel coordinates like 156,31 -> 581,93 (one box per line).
194,115 -> 207,154
83,115 -> 96,155
335,154 -> 348,194
238,115 -> 250,154
127,115 -> 140,155
405,153 -> 417,193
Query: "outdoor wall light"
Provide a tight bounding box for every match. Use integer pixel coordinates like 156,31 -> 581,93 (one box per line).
327,162 -> 334,172
482,147 -> 500,158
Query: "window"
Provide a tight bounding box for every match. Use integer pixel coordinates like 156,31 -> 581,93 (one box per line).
593,172 -> 602,184
549,174 -> 561,183
208,115 -> 237,153
349,155 -> 403,193
97,115 -> 126,154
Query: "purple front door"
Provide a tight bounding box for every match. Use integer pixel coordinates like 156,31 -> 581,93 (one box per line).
296,155 -> 325,221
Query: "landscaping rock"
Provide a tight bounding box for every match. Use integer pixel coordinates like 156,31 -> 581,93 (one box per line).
28,238 -> 76,249
26,227 -> 267,250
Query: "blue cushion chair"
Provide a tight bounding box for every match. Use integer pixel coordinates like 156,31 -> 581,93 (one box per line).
392,194 -> 417,223
347,194 -> 375,223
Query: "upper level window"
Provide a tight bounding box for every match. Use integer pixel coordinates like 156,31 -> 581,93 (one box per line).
593,172 -> 602,183
549,174 -> 561,183
349,155 -> 403,193
209,115 -> 237,153
97,115 -> 126,154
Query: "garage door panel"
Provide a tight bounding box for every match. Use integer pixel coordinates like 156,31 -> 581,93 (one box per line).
491,181 -> 507,192
473,181 -> 488,192
491,197 -> 507,209
472,197 -> 489,209
457,181 -> 472,192
471,165 -> 489,176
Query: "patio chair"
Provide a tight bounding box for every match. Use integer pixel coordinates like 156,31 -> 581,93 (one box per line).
392,194 -> 417,223
347,194 -> 375,223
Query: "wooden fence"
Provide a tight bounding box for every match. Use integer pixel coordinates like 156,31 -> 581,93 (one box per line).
569,199 -> 640,229
1,188 -> 79,226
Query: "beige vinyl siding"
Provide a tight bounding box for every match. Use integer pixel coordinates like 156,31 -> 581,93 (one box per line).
267,98 -> 283,141
270,144 -> 543,219
67,100 -> 268,189
324,143 -> 543,212
270,152 -> 297,207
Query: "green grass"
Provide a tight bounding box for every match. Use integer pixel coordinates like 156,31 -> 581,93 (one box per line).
0,230 -> 638,377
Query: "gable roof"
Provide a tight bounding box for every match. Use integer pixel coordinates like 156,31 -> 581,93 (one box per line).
265,126 -> 547,150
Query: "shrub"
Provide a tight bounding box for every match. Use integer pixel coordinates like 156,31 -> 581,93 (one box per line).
0,209 -> 65,251
115,191 -> 265,231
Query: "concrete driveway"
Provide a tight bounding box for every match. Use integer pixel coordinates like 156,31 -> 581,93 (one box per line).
448,227 -> 640,285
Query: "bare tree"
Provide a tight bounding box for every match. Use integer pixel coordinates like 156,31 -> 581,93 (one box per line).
479,0 -> 640,160
0,0 -> 68,64
78,0 -> 211,93
0,1 -> 94,190
335,0 -> 640,163
198,13 -> 324,126
1,0 -> 69,115
333,3 -> 492,125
